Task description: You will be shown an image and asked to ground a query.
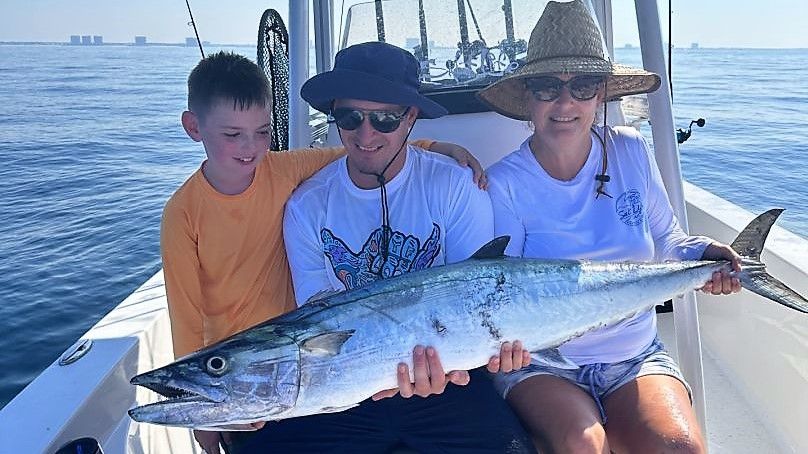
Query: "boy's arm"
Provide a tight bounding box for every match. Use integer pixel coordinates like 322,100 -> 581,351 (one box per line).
421,141 -> 487,189
286,139 -> 484,187
160,206 -> 205,358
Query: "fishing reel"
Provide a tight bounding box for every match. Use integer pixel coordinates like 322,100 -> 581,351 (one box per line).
441,38 -> 527,83
676,118 -> 706,144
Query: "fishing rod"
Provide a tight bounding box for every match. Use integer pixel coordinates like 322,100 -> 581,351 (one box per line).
502,0 -> 516,60
668,0 -> 673,98
185,0 -> 205,58
417,0 -> 430,81
456,0 -> 471,67
374,0 -> 386,42
465,0 -> 486,45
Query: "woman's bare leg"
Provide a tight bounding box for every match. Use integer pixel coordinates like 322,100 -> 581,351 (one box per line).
604,375 -> 705,454
507,374 -> 609,454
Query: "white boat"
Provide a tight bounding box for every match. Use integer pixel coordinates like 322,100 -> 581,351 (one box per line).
1,1 -> 806,452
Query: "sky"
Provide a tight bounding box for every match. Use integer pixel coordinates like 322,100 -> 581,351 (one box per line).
1,0 -> 806,48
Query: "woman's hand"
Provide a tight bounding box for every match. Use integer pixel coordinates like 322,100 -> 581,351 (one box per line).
487,340 -> 530,373
700,242 -> 742,295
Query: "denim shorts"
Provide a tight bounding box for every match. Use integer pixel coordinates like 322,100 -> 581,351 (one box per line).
492,338 -> 691,423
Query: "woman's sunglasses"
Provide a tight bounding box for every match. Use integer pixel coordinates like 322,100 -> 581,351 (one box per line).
329,107 -> 410,133
525,76 -> 605,102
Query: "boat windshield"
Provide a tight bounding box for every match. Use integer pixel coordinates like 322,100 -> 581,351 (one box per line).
341,0 -> 546,93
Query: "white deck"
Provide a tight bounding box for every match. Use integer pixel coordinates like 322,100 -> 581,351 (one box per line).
658,314 -> 776,453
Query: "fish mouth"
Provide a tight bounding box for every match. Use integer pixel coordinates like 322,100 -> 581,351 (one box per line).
137,382 -> 214,402
130,373 -> 224,404
128,376 -> 227,426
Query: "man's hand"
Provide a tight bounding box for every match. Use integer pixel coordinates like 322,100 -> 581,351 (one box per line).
699,242 -> 742,295
486,340 -> 530,373
428,141 -> 488,189
371,345 -> 470,401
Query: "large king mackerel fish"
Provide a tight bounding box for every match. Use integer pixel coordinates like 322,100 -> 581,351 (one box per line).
130,209 -> 807,429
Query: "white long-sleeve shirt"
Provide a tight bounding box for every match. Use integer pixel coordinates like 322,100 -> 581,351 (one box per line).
488,125 -> 711,365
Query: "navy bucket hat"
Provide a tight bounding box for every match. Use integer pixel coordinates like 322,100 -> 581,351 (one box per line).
300,41 -> 448,119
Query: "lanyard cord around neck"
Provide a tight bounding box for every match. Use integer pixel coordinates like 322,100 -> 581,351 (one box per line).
373,128 -> 413,273
594,86 -> 612,199
339,124 -> 414,277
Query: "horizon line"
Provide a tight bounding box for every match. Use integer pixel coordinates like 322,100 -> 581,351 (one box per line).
1,40 -> 807,51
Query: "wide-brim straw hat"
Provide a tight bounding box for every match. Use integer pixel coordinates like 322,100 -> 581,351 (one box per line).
301,41 -> 448,119
477,0 -> 661,121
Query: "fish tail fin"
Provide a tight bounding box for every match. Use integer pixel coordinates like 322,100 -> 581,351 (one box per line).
730,209 -> 808,313
730,208 -> 783,261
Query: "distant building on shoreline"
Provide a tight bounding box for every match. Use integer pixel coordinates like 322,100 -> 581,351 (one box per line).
70,35 -> 103,45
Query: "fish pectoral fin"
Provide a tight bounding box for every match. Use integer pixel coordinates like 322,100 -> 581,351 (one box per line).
531,347 -> 579,370
306,289 -> 342,304
471,236 -> 510,259
301,330 -> 355,356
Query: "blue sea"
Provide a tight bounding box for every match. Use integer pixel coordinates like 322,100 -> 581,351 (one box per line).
0,44 -> 805,410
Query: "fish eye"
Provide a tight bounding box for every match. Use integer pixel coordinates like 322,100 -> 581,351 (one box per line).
206,356 -> 228,375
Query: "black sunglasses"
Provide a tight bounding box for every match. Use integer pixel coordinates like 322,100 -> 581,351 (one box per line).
525,76 -> 605,102
328,107 -> 410,133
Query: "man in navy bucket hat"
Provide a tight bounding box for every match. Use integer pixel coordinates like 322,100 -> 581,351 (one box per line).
234,42 -> 535,453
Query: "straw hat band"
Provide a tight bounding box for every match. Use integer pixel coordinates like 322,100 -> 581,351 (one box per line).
515,56 -> 614,76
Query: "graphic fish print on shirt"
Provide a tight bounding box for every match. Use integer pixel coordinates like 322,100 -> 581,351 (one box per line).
321,223 -> 442,290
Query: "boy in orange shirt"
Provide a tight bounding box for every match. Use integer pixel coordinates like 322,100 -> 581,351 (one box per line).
160,51 -> 483,453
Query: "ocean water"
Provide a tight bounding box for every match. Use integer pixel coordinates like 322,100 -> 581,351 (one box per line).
0,44 -> 805,410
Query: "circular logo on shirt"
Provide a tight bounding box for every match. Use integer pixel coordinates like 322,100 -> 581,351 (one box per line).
616,189 -> 644,226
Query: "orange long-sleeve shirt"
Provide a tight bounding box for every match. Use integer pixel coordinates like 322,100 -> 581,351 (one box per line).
161,141 -> 434,358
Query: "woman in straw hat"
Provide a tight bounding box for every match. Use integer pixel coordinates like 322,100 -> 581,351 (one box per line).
479,1 -> 741,452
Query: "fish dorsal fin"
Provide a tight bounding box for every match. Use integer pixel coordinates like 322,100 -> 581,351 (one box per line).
305,289 -> 342,304
730,208 -> 784,261
300,330 -> 355,356
471,236 -> 510,259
